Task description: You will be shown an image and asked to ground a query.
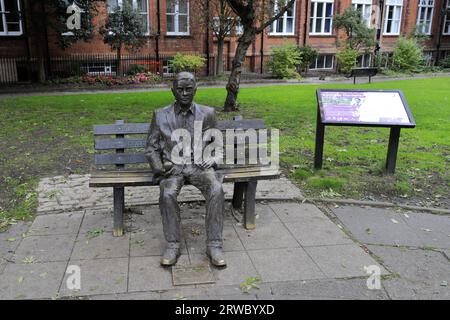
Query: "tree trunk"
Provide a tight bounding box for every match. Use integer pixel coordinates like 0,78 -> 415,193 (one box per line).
216,39 -> 225,75
117,45 -> 123,76
224,32 -> 254,112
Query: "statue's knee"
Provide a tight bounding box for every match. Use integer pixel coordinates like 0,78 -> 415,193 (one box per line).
210,182 -> 224,197
160,186 -> 176,202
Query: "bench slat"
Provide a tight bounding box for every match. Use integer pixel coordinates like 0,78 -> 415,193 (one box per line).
95,153 -> 147,165
89,166 -> 280,187
94,119 -> 266,136
94,123 -> 150,135
95,138 -> 147,150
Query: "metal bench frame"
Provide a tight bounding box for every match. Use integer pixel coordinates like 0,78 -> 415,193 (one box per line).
89,117 -> 280,236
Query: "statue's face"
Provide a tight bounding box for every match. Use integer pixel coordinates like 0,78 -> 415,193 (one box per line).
172,78 -> 197,107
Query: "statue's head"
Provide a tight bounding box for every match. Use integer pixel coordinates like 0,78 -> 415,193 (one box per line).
172,72 -> 197,107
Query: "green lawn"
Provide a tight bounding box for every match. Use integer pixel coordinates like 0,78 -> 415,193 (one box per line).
1,77 -> 449,228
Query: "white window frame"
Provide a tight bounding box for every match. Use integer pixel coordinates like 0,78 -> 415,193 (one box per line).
310,54 -> 334,69
357,53 -> 372,67
269,0 -> 296,35
107,0 -> 150,35
309,0 -> 334,36
416,0 -> 434,35
352,0 -> 372,27
444,0 -> 450,35
166,0 -> 190,36
0,0 -> 23,36
384,0 -> 403,35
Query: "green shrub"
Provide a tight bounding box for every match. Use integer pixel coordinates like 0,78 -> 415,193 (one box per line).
392,37 -> 424,72
267,44 -> 302,79
336,48 -> 359,74
128,64 -> 147,75
171,54 -> 206,73
438,56 -> 450,68
298,45 -> 318,72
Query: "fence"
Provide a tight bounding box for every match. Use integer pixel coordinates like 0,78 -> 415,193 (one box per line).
0,52 -> 272,85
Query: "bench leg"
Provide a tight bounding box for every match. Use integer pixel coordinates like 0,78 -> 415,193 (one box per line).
113,187 -> 125,237
353,76 -> 356,85
243,181 -> 257,230
232,182 -> 246,209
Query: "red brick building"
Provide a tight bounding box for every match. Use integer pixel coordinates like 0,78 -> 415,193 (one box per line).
1,0 -> 449,81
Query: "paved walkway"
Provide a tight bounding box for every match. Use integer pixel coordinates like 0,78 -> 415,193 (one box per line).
0,174 -> 448,300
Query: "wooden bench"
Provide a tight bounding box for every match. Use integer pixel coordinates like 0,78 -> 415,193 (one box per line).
89,117 -> 280,236
348,67 -> 378,84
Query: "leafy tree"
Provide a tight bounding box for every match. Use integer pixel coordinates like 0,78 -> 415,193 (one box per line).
24,0 -> 103,82
171,54 -> 207,73
223,0 -> 296,111
392,37 -> 425,73
99,2 -> 146,76
267,44 -> 301,79
192,0 -> 240,75
336,48 -> 359,74
298,45 -> 318,74
333,8 -> 376,51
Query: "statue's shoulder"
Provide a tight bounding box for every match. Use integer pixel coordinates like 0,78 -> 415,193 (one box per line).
195,104 -> 215,115
153,104 -> 173,116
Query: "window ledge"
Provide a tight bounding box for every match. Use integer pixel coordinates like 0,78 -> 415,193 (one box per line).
268,33 -> 296,37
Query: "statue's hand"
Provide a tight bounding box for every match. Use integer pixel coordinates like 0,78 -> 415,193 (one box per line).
198,158 -> 216,170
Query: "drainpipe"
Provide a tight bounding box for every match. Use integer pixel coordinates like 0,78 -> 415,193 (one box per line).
205,0 -> 210,76
303,0 -> 308,46
260,0 -> 265,74
155,0 -> 161,74
436,0 -> 448,65
374,0 -> 385,57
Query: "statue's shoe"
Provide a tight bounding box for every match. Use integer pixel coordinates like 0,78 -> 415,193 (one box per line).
206,246 -> 227,267
160,243 -> 181,266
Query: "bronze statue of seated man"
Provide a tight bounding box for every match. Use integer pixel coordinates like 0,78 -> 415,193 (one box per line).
145,72 -> 226,267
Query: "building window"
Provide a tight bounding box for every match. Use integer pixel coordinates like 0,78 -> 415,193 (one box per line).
416,0 -> 434,35
444,0 -> 450,35
166,0 -> 189,35
269,0 -> 296,35
163,59 -> 174,75
352,0 -> 372,27
107,0 -> 150,35
0,0 -> 23,36
310,0 -> 334,35
82,62 -> 117,76
357,53 -> 372,67
310,54 -> 334,69
384,0 -> 403,35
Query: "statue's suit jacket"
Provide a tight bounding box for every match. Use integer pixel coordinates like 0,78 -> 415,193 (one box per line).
145,103 -> 218,173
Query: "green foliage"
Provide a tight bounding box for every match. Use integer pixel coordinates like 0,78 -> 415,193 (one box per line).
99,2 -> 146,52
39,0 -> 100,49
336,48 -> 359,74
267,44 -> 302,79
128,64 -> 147,75
298,45 -> 318,71
438,56 -> 450,68
171,54 -> 206,73
392,37 -> 424,73
239,276 -> 261,294
333,8 -> 376,50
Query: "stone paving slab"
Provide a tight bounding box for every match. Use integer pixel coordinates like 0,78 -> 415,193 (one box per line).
332,206 -> 427,247
247,248 -> 326,282
71,233 -> 130,260
235,221 -> 299,251
266,278 -> 389,300
304,244 -> 388,278
0,261 -> 67,299
37,175 -> 303,214
29,211 -> 84,236
12,234 -> 76,263
399,212 -> 450,249
367,245 -> 450,299
128,256 -> 181,292
60,258 -> 128,297
285,217 -> 353,247
269,202 -> 326,222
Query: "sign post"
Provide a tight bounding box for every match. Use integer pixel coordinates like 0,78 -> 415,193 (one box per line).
314,89 -> 416,175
